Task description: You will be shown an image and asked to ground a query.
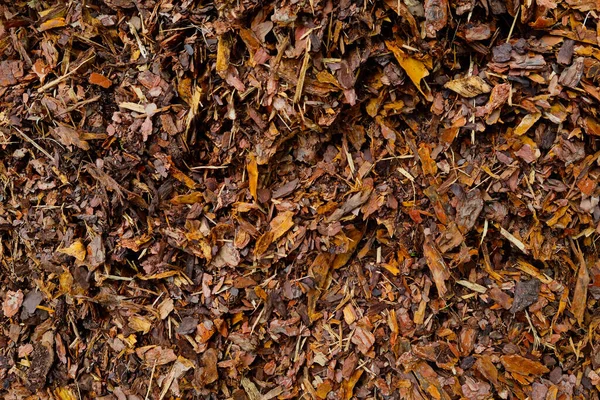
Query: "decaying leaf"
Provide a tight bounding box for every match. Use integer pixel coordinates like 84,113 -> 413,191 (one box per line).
136,345 -> 177,365
444,76 -> 491,98
424,0 -> 448,38
51,125 -> 90,151
128,315 -> 152,334
3,290 -> 24,318
423,237 -> 451,297
159,356 -> 194,400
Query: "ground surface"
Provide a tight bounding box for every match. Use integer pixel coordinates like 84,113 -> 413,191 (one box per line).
1,0 -> 600,399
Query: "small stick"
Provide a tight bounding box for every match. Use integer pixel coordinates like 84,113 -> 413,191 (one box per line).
506,8 -> 520,42
37,55 -> 95,93
11,126 -> 53,159
55,95 -> 101,116
144,360 -> 157,400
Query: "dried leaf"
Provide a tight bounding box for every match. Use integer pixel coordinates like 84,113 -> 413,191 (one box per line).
2,290 -> 24,318
423,237 -> 451,297
270,211 -> 295,241
571,245 -> 590,325
500,355 -> 549,376
51,125 -> 90,151
514,112 -> 541,135
247,154 -> 258,202
385,41 -> 433,101
128,315 -> 152,334
38,18 -> 67,32
89,72 -> 112,88
0,60 -> 23,86
136,346 -> 177,366
456,280 -> 487,293
444,76 -> 491,98
58,240 -> 87,262
159,357 -> 194,400
424,0 -> 448,38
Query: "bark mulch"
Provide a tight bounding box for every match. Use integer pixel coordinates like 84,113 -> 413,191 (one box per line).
1,0 -> 600,399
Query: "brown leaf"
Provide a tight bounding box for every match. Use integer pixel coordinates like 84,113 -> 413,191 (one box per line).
558,57 -> 584,88
254,231 -> 274,257
489,287 -> 513,309
476,83 -> 510,117
571,246 -> 590,325
51,125 -> 90,151
2,290 -> 24,318
0,60 -> 24,86
500,355 -> 549,376
87,235 -> 105,269
136,346 -> 177,366
423,237 -> 451,297
455,189 -> 484,233
341,369 -> 364,400
212,243 -> 241,268
475,355 -> 498,385
511,279 -> 540,313
424,0 -> 448,38
196,348 -> 219,386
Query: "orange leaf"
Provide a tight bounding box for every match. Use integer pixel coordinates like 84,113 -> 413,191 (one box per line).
500,355 -> 549,376
247,154 -> 258,201
89,72 -> 112,89
58,240 -> 86,261
418,144 -> 438,176
254,231 -> 273,257
38,18 -> 67,32
269,211 -> 294,241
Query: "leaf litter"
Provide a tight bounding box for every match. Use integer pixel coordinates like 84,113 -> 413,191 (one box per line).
0,0 -> 599,398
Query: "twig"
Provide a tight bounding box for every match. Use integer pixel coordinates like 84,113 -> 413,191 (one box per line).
145,360 -> 157,400
506,8 -> 520,42
189,165 -> 229,170
55,96 -> 101,116
11,126 -> 53,159
294,41 -> 311,103
37,55 -> 96,93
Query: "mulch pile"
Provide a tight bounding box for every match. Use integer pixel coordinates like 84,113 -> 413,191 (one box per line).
1,0 -> 600,398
